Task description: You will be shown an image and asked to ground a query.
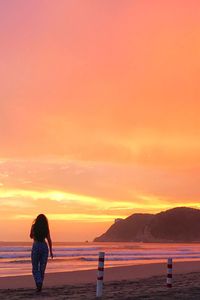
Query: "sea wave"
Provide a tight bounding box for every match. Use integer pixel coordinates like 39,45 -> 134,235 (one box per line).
0,246 -> 100,253
1,251 -> 200,261
82,255 -> 200,262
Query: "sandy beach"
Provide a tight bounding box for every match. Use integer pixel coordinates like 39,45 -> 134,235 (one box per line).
1,261 -> 200,299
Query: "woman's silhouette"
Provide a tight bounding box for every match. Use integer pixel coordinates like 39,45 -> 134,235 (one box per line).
30,214 -> 53,292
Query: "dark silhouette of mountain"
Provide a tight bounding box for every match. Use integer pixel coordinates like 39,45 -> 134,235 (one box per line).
94,207 -> 200,242
94,213 -> 154,242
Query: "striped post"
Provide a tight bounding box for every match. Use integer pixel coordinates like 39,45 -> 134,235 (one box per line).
167,258 -> 173,288
96,252 -> 105,298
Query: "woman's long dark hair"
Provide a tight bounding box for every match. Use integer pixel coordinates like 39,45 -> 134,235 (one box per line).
33,214 -> 49,242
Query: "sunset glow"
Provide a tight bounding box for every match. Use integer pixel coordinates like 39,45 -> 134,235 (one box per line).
1,0 -> 200,241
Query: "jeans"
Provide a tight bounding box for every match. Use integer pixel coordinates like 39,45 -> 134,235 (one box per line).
31,241 -> 49,286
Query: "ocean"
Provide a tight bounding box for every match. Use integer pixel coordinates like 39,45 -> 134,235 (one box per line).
0,242 -> 200,277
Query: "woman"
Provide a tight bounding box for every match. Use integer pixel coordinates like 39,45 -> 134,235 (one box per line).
30,214 -> 53,292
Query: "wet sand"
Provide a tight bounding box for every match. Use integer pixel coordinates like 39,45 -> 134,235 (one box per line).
1,261 -> 200,299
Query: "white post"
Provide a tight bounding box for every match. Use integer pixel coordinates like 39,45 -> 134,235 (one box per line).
96,252 -> 105,298
167,257 -> 172,288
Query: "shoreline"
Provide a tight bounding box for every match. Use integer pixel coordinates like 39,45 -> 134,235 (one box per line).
1,260 -> 200,289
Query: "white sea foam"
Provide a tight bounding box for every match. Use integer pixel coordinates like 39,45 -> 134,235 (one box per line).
1,242 -> 200,276
1,249 -> 200,260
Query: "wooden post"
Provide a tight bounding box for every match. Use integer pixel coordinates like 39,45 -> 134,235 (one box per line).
96,252 -> 105,297
167,257 -> 173,288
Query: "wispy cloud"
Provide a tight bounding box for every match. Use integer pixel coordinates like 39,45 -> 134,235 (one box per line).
0,0 -> 200,240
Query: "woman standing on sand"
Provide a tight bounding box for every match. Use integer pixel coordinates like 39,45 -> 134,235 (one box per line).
30,214 -> 53,292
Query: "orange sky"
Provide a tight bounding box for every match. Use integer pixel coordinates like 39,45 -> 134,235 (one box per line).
0,0 -> 200,241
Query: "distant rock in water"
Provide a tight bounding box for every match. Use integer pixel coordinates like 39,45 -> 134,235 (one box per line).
94,207 -> 200,242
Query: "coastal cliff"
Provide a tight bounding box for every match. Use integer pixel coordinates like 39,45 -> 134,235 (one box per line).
94,207 -> 200,242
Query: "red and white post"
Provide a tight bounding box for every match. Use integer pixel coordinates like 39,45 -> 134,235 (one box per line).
167,258 -> 173,288
96,252 -> 105,298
